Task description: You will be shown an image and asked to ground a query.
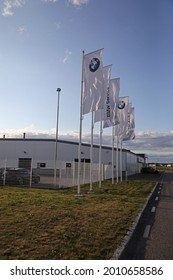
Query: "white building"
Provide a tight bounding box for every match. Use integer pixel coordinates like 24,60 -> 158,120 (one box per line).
0,138 -> 145,179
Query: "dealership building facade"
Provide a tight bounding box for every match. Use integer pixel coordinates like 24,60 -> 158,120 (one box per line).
0,138 -> 145,180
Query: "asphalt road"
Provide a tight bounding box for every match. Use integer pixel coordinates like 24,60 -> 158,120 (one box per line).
120,171 -> 173,260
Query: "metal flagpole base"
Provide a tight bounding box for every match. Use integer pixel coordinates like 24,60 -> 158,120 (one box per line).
74,194 -> 84,197
87,190 -> 95,194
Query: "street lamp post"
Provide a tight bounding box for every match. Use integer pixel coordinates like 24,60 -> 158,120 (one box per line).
54,87 -> 61,187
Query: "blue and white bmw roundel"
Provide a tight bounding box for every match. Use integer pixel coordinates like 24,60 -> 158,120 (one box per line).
118,100 -> 125,109
89,58 -> 100,72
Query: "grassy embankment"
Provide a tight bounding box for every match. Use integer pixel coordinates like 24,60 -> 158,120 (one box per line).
0,175 -> 159,260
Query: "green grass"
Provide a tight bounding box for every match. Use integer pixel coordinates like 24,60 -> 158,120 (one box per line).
0,179 -> 156,260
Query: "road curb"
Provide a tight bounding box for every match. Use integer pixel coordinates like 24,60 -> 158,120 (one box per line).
111,181 -> 159,260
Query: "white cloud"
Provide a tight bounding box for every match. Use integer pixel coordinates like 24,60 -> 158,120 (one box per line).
2,0 -> 57,17
2,0 -> 25,16
0,126 -> 55,139
41,0 -> 58,2
41,0 -> 89,5
1,127 -> 173,163
68,0 -> 89,6
62,49 -> 72,63
123,130 -> 173,162
2,0 -> 89,16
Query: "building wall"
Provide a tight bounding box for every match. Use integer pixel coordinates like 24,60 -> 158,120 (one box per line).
126,152 -> 142,175
0,139 -> 144,175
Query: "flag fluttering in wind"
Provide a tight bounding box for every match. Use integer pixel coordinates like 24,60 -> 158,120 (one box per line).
77,47 -> 136,194
114,96 -> 129,137
103,77 -> 120,128
93,64 -> 112,123
94,76 -> 120,126
78,48 -> 104,194
93,64 -> 112,189
82,48 -> 104,115
123,105 -> 135,141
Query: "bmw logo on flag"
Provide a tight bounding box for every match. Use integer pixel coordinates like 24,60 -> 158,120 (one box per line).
118,100 -> 125,110
89,58 -> 100,72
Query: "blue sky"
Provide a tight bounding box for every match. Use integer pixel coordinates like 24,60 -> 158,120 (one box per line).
1,0 -> 173,162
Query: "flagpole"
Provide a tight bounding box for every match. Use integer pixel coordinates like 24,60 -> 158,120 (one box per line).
54,87 -> 61,187
3,158 -> 7,186
99,119 -> 103,188
29,157 -> 33,187
120,136 -> 123,182
90,111 -> 94,192
112,126 -> 115,184
77,50 -> 84,195
116,135 -> 119,183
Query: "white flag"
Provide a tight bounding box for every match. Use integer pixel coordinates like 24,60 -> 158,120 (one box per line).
130,107 -> 135,129
103,78 -> 120,128
114,96 -> 129,136
123,105 -> 135,141
127,105 -> 135,130
93,64 -> 112,123
82,48 -> 104,115
123,129 -> 135,141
